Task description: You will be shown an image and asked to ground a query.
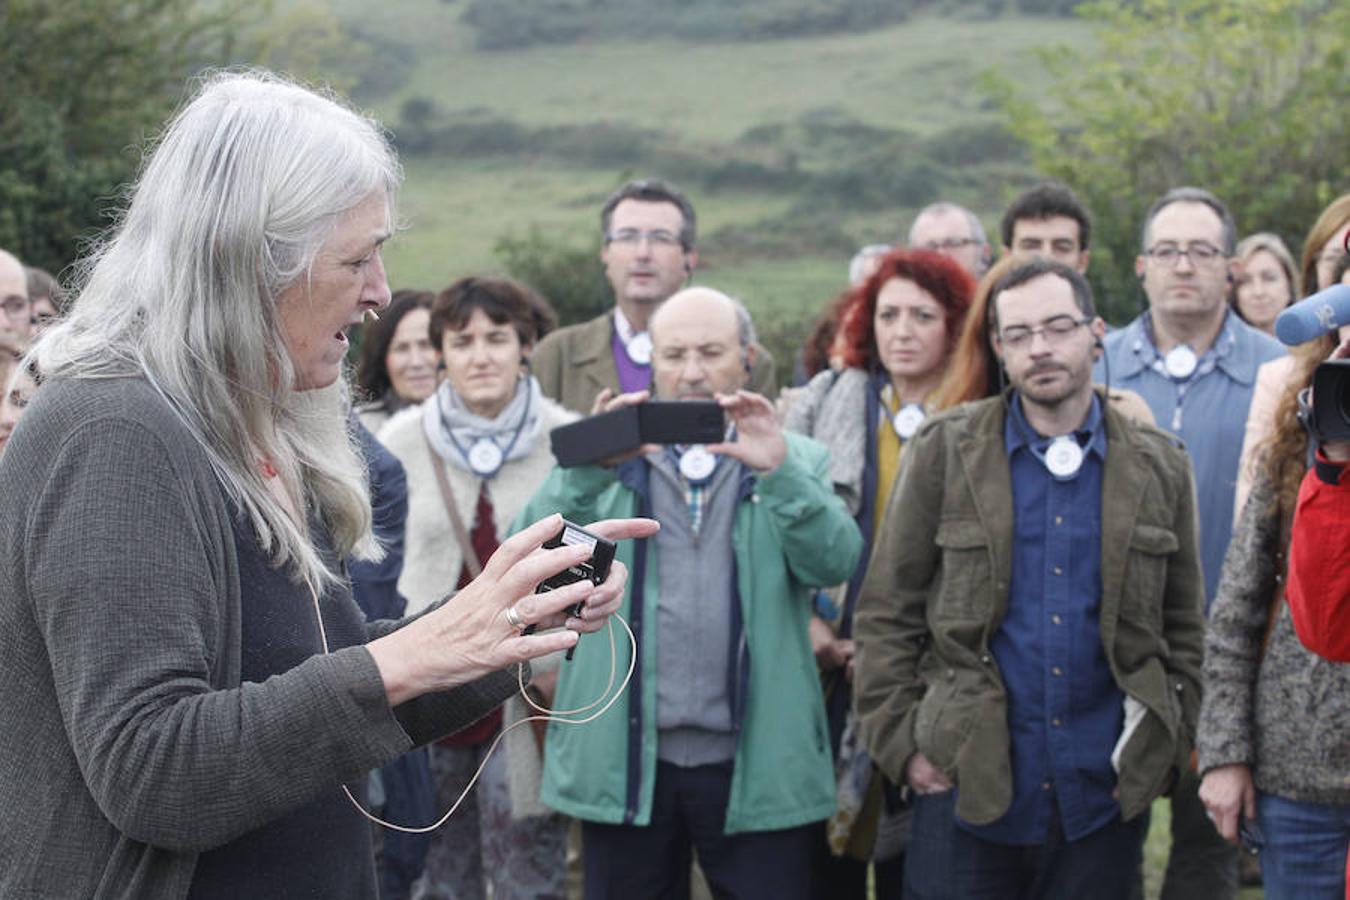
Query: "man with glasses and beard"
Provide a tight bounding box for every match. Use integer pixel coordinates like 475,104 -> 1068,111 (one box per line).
855,259 -> 1204,899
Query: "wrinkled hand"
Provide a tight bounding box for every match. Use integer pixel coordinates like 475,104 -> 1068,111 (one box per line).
368,514 -> 660,705
706,390 -> 787,473
906,752 -> 953,795
590,388 -> 661,466
1199,763 -> 1256,845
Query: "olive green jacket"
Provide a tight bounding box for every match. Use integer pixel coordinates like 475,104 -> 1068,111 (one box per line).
853,392 -> 1206,825
532,310 -> 778,414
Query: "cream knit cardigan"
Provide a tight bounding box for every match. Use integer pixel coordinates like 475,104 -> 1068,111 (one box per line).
379,393 -> 578,819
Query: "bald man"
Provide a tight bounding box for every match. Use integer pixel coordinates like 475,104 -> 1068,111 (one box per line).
516,288 -> 861,900
0,250 -> 31,340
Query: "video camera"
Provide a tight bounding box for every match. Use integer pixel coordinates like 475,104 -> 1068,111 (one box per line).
1274,283 -> 1350,441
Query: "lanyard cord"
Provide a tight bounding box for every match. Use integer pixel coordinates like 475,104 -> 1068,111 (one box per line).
306,578 -> 637,834
437,378 -> 534,474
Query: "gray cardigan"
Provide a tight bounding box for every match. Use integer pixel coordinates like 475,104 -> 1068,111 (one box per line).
0,377 -> 518,898
784,367 -> 870,517
1196,469 -> 1350,804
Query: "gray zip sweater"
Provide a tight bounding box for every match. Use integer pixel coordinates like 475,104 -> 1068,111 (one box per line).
1196,469 -> 1350,803
0,377 -> 517,899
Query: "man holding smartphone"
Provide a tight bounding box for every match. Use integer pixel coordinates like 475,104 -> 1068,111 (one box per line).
516,287 -> 860,899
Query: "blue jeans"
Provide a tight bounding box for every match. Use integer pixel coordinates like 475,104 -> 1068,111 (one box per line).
904,790 -> 1146,900
1257,792 -> 1350,900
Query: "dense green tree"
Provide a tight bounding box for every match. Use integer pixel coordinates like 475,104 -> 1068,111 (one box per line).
0,0 -> 255,273
494,227 -> 610,328
0,0 -> 375,276
986,0 -> 1349,323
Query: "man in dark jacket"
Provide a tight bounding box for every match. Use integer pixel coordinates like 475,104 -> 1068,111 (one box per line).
854,259 -> 1205,898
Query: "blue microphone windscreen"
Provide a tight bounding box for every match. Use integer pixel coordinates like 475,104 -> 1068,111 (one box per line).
1275,284 -> 1350,346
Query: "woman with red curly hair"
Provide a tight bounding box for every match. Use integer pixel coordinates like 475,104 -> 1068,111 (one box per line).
785,247 -> 974,900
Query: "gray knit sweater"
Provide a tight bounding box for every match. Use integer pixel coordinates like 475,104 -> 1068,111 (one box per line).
784,368 -> 870,517
0,377 -> 518,899
1196,469 -> 1350,804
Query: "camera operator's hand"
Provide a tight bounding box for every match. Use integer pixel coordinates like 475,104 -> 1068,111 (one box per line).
1319,337 -> 1350,462
707,390 -> 787,474
1199,763 -> 1256,845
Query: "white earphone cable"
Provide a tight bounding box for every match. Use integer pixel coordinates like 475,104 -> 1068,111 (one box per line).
308,580 -> 637,833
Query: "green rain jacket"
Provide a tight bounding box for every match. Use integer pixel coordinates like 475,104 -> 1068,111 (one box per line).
514,433 -> 862,833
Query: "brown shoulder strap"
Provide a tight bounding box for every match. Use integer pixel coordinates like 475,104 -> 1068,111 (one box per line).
423,430 -> 483,580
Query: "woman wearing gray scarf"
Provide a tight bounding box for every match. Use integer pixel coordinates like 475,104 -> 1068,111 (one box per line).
379,276 -> 577,900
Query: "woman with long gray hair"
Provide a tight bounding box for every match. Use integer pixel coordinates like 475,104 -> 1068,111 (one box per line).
0,71 -> 653,899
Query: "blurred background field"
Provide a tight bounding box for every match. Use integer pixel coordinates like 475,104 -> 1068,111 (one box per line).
325,1 -> 1095,346
6,0 -> 1343,383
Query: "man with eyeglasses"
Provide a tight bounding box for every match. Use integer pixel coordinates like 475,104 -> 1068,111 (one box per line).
1095,186 -> 1284,900
906,202 -> 991,278
0,249 -> 32,341
855,258 -> 1203,899
532,179 -> 776,415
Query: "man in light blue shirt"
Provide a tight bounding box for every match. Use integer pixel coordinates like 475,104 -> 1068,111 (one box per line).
1094,186 -> 1284,900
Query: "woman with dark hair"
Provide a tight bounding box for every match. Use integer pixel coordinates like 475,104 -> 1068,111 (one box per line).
356,288 -> 439,433
784,247 -> 974,899
1197,247 -> 1350,898
378,275 -> 572,900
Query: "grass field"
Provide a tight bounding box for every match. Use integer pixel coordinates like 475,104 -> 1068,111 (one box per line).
1143,798 -> 1267,899
365,18 -> 1093,144
297,0 -> 1096,355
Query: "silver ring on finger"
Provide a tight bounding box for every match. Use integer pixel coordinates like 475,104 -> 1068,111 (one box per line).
505,605 -> 527,632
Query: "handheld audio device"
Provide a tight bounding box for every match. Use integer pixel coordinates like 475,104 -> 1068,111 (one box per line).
536,521 -> 616,661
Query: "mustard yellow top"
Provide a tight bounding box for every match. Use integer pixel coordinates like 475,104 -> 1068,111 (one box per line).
874,385 -> 905,538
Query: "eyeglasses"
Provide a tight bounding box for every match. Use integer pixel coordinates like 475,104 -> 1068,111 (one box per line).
997,315 -> 1092,350
920,238 -> 981,252
606,228 -> 683,249
1144,242 -> 1226,267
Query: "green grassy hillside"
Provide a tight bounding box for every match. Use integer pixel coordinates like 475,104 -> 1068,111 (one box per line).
305,0 -> 1094,373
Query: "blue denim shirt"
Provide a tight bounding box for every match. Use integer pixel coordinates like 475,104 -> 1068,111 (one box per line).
958,394 -> 1123,845
1095,311 -> 1284,608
